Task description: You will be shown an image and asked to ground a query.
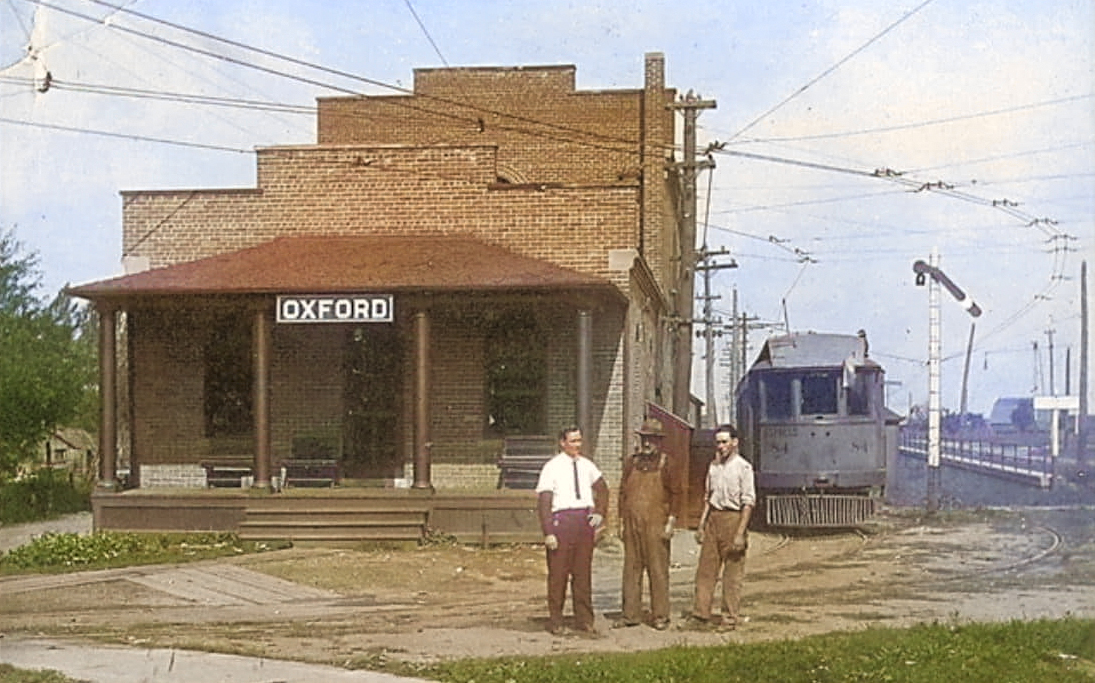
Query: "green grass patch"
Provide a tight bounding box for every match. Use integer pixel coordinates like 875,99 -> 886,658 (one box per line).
392,618 -> 1095,683
0,663 -> 79,683
0,531 -> 289,575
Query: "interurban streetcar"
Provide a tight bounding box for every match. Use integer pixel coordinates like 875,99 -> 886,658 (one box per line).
735,331 -> 898,528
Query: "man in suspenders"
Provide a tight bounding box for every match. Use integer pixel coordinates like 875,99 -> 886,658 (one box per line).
614,418 -> 683,630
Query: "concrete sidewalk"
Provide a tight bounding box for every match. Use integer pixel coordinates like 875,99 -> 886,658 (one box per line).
0,636 -> 431,683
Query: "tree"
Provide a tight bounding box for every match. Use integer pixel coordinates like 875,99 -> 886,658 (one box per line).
0,230 -> 97,481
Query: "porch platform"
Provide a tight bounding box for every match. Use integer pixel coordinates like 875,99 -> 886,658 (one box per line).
91,487 -> 542,545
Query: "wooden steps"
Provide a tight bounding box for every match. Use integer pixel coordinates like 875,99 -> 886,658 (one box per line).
238,498 -> 429,543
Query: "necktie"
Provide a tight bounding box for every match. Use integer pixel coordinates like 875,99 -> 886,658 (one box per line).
572,459 -> 581,500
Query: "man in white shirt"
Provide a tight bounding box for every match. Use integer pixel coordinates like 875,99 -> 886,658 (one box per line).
536,426 -> 608,636
689,423 -> 755,630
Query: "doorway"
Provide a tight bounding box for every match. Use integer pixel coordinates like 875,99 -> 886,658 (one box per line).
343,325 -> 403,479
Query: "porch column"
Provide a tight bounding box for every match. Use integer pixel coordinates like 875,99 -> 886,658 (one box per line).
252,304 -> 273,489
96,302 -> 119,491
412,310 -> 432,489
577,309 -> 593,453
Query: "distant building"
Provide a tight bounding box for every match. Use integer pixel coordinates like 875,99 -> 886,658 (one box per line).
39,428 -> 96,478
987,397 -> 1050,433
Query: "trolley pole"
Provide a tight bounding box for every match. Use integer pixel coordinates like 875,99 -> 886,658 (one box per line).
914,250 -> 981,513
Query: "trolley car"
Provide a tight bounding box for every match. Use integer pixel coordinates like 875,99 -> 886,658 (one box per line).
735,331 -> 897,527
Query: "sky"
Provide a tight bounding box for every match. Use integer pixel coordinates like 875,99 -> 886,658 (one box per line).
2,0 -> 1093,419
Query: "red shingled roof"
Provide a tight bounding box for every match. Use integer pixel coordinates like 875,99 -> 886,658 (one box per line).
69,235 -> 620,300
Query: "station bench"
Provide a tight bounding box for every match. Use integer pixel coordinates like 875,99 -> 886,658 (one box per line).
281,458 -> 340,488
496,435 -> 557,489
201,458 -> 253,488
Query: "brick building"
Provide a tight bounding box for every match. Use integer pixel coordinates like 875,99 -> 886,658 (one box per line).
71,53 -> 696,532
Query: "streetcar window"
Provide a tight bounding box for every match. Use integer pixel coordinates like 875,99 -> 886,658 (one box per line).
847,371 -> 872,416
762,374 -> 793,420
801,371 -> 838,415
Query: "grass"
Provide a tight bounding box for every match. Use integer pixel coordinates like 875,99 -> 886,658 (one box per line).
0,530 -> 289,575
386,618 -> 1095,683
3,620 -> 1093,683
0,664 -> 76,683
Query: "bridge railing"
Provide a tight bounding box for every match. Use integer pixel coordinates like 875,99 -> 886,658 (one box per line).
899,428 -> 1053,488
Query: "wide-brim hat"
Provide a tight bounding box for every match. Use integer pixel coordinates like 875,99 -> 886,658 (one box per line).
636,417 -> 665,437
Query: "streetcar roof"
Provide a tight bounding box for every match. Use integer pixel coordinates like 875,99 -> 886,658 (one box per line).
752,332 -> 881,370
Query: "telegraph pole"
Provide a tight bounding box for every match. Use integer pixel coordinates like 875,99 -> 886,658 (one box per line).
1079,261 -> 1089,463
696,247 -> 737,426
1046,323 -> 1057,396
959,322 -> 975,416
669,91 -> 716,419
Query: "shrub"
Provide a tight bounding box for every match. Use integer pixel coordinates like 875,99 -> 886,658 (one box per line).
0,468 -> 91,525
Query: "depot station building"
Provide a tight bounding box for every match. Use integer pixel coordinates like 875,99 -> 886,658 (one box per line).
70,53 -> 704,541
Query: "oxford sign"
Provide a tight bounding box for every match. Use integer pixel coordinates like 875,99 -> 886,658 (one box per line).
276,294 -> 393,323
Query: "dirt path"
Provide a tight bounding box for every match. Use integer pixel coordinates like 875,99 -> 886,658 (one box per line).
1,507 -> 1093,666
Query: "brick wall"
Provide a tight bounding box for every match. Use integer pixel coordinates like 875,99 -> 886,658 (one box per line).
112,54 -> 686,487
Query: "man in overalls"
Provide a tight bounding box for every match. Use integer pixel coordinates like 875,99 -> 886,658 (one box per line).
613,417 -> 683,630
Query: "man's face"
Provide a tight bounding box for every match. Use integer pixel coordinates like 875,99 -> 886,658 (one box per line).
560,430 -> 583,457
715,432 -> 737,459
639,435 -> 662,455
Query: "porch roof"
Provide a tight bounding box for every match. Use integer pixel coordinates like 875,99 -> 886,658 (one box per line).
68,235 -> 622,301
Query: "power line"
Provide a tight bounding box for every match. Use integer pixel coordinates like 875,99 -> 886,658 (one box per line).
730,0 -> 938,140
54,0 -> 646,155
403,0 -> 449,67
727,93 -> 1094,144
0,115 -> 253,153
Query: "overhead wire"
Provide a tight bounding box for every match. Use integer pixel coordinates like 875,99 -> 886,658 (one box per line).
61,0 -> 646,155
0,115 -> 252,152
729,0 -> 938,141
403,0 -> 449,67
8,1 -> 1085,360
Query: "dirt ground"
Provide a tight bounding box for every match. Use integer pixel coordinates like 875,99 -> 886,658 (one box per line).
1,506 -> 1094,668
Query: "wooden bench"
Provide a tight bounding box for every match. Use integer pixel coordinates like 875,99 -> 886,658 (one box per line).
201,457 -> 253,488
282,458 -> 340,488
496,435 -> 557,489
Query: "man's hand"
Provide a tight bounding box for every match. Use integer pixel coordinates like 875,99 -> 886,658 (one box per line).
731,532 -> 746,552
694,527 -> 705,545
663,515 -> 676,540
587,513 -> 604,529
544,534 -> 559,550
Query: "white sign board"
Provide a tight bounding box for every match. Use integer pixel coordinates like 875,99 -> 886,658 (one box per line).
1033,396 -> 1079,411
276,295 -> 393,323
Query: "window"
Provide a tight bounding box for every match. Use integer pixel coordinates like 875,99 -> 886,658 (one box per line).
801,371 -> 838,415
847,370 -> 873,416
762,373 -> 793,420
204,315 -> 252,437
485,311 -> 546,435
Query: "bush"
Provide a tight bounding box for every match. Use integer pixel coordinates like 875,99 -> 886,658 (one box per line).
0,531 -> 281,573
0,468 -> 91,525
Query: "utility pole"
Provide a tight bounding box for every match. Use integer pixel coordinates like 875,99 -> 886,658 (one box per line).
1046,323 -> 1057,396
1079,260 -> 1089,463
669,90 -> 716,420
696,247 -> 737,427
960,322 -> 975,416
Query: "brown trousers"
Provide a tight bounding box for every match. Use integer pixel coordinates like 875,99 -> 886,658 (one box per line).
692,509 -> 747,623
620,467 -> 671,623
545,508 -> 595,630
